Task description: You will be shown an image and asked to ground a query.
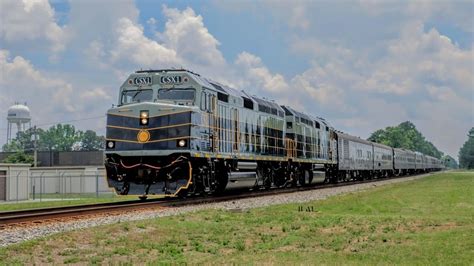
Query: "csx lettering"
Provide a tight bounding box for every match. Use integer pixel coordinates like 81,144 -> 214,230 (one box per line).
133,77 -> 152,85
160,76 -> 182,84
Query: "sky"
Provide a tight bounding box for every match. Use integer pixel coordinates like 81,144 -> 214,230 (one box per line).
0,0 -> 472,160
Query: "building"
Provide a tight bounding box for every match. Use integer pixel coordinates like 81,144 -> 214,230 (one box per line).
0,163 -> 30,201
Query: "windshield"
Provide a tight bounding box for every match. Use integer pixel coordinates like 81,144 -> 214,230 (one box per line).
158,89 -> 195,101
121,89 -> 153,105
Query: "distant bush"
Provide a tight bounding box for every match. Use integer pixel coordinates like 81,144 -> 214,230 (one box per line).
2,152 -> 34,165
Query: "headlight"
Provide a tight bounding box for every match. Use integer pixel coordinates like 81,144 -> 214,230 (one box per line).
107,141 -> 115,149
177,139 -> 187,147
140,110 -> 149,125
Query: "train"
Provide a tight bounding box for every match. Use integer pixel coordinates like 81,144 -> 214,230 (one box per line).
104,69 -> 444,199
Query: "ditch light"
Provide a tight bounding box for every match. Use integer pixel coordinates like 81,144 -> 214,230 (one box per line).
140,110 -> 149,126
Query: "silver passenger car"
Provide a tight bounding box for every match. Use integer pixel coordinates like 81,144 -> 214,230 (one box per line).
336,132 -> 373,171
373,142 -> 393,171
394,148 -> 416,173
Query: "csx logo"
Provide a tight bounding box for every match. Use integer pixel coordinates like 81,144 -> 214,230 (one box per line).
160,76 -> 183,84
131,77 -> 152,86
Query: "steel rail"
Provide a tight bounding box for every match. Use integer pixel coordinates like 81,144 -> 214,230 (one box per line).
0,172 -> 436,227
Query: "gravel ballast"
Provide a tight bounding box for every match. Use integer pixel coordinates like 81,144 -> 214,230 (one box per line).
0,174 -> 430,247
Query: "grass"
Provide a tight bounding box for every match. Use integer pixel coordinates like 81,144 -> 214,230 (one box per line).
0,194 -> 138,212
0,171 -> 472,264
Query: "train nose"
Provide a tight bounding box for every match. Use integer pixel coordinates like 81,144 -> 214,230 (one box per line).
106,103 -> 193,151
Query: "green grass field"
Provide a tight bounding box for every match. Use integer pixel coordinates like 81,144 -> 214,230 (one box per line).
0,194 -> 137,212
0,171 -> 472,264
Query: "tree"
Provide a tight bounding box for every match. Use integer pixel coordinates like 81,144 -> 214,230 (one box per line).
2,152 -> 34,165
2,127 -> 45,152
40,124 -> 83,151
2,140 -> 23,152
442,155 -> 458,169
368,121 -> 443,158
459,128 -> 474,169
3,124 -> 105,153
80,130 -> 105,151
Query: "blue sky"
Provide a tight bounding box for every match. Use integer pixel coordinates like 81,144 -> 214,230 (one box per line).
0,0 -> 472,159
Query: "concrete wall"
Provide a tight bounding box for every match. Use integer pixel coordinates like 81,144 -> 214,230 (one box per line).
30,166 -> 109,194
0,163 -> 30,201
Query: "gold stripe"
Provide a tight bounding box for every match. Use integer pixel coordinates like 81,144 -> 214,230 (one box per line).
106,136 -> 194,144
107,125 -> 140,131
107,110 -> 191,119
107,138 -> 336,164
146,136 -> 193,143
147,123 -> 191,131
173,161 -> 193,197
188,152 -> 335,164
107,123 -> 192,131
106,138 -> 140,144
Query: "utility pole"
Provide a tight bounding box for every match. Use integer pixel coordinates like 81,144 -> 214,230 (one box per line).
33,126 -> 38,167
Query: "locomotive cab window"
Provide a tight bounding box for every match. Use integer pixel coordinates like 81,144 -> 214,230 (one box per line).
243,97 -> 253,109
121,89 -> 153,105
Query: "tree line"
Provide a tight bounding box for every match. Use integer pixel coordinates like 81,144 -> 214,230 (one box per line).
458,128 -> 474,169
368,121 -> 444,158
368,121 -> 473,169
2,124 -> 104,153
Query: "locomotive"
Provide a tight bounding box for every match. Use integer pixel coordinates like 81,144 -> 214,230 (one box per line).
104,69 -> 443,199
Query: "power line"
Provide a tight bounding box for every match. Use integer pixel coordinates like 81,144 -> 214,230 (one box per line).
35,115 -> 106,128
0,115 -> 106,131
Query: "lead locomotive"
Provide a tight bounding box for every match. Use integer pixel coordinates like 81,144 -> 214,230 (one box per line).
104,69 -> 442,199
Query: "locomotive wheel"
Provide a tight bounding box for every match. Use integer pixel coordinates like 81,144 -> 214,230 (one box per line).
258,167 -> 272,190
213,164 -> 228,194
273,167 -> 286,187
119,182 -> 130,195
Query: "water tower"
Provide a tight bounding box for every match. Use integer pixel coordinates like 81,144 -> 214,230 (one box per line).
6,103 -> 31,143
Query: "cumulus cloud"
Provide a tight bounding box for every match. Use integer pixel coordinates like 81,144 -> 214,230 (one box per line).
1,2 -> 471,159
363,22 -> 473,97
161,6 -> 226,67
285,19 -> 473,158
83,5 -> 228,80
0,50 -> 112,131
0,49 -> 74,112
68,0 -> 138,47
0,0 -> 67,55
235,52 -> 289,94
80,87 -> 112,101
291,65 -> 350,112
360,0 -> 474,33
110,17 -> 178,67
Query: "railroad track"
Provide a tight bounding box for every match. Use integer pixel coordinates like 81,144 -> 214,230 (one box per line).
0,173 -> 433,228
